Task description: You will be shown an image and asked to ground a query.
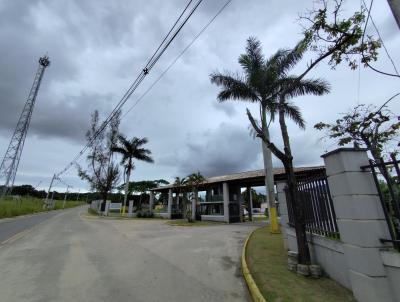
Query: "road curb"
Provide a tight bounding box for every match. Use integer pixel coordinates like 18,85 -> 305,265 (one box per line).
242,228 -> 267,302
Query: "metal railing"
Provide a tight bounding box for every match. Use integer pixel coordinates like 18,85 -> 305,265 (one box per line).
363,154 -> 400,250
205,194 -> 223,202
286,170 -> 340,239
196,203 -> 224,216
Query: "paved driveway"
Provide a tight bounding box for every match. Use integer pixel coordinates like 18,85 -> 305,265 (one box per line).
0,206 -> 261,302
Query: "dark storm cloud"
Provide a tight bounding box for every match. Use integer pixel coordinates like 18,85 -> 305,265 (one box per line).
0,0 -> 173,141
160,122 -> 262,177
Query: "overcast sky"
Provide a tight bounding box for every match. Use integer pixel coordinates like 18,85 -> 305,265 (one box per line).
0,0 -> 399,192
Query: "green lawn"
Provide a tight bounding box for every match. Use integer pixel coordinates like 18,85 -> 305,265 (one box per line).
166,219 -> 225,226
0,196 -> 85,219
246,226 -> 356,302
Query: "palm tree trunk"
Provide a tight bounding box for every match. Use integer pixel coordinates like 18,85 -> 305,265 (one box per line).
123,169 -> 130,215
261,105 -> 280,233
279,106 -> 310,264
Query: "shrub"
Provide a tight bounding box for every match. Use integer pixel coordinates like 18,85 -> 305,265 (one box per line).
136,210 -> 154,218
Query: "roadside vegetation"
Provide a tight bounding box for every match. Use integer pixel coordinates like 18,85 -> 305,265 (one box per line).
246,226 -> 355,302
0,196 -> 84,219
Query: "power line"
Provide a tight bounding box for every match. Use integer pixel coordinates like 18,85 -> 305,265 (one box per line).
362,0 -> 400,78
362,0 -> 400,76
55,0 -> 204,178
123,0 -> 233,119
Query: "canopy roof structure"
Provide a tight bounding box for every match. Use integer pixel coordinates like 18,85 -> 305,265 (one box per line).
151,165 -> 325,192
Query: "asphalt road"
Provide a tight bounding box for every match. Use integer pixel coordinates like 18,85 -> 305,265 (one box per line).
0,206 -> 259,302
0,210 -> 62,244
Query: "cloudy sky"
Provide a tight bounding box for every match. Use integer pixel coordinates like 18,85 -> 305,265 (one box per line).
0,0 -> 399,192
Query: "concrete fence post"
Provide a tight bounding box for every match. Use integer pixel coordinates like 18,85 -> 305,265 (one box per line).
322,148 -> 395,302
128,200 -> 133,217
167,189 -> 172,219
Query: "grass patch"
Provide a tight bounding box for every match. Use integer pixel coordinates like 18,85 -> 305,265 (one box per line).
0,196 -> 84,219
166,220 -> 225,226
251,216 -> 267,222
246,226 -> 355,302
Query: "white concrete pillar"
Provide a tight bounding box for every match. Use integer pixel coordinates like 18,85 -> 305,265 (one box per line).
149,191 -> 154,213
167,189 -> 172,219
223,182 -> 229,223
276,181 -> 289,250
104,200 -> 111,216
128,200 -> 133,217
322,148 -> 395,302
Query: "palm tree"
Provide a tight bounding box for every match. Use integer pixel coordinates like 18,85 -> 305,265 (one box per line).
174,176 -> 187,216
212,37 -> 329,264
111,135 -> 154,214
243,39 -> 329,264
210,37 -> 285,233
186,172 -> 205,222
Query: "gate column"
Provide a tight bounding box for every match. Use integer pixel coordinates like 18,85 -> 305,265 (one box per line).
322,148 -> 394,302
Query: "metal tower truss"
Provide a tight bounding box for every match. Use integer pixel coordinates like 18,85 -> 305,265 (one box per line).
0,56 -> 50,197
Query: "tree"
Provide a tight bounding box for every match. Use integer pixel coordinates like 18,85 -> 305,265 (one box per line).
210,37 -> 283,233
241,40 -> 329,264
245,0 -> 384,265
112,135 -> 154,214
77,110 -> 121,205
186,172 -> 205,222
314,99 -> 400,177
174,176 -> 188,216
300,0 -> 382,76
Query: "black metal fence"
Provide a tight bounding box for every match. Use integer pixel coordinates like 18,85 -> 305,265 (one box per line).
286,170 -> 340,239
363,154 -> 400,251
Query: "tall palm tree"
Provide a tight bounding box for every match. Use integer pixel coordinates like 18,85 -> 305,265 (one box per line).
111,135 -> 154,214
244,39 -> 330,264
211,37 -> 329,263
210,37 -> 287,233
186,172 -> 205,222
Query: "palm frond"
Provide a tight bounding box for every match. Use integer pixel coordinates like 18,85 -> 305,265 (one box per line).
118,134 -> 131,151
280,77 -> 330,99
282,102 -> 306,129
111,146 -> 127,156
210,72 -> 260,102
274,38 -> 310,75
238,36 -> 265,77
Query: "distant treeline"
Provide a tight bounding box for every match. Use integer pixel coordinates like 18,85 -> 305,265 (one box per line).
3,184 -> 154,205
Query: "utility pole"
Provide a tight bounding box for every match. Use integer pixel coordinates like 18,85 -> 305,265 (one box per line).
0,56 -> 50,198
44,174 -> 56,209
388,0 -> 400,29
63,185 -> 70,208
76,189 -> 80,201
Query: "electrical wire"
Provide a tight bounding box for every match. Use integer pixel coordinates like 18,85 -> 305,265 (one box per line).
361,0 -> 400,78
55,0 -> 204,177
123,0 -> 233,119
